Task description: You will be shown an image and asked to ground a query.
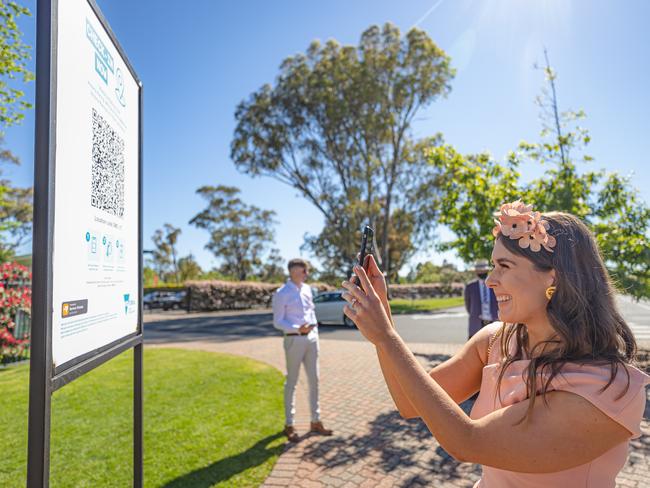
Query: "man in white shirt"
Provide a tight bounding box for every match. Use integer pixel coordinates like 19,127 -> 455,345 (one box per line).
272,258 -> 333,442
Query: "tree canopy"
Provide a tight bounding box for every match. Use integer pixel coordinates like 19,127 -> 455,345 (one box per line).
189,185 -> 278,281
0,1 -> 33,129
232,23 -> 454,280
430,52 -> 650,299
150,224 -> 181,283
0,2 -> 33,262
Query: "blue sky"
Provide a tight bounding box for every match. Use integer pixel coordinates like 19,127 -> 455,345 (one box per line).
4,0 -> 649,274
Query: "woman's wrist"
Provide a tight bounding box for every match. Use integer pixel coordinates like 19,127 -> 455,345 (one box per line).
375,327 -> 401,350
381,297 -> 393,324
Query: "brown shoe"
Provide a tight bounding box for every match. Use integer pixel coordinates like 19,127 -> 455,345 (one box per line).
310,421 -> 333,436
284,425 -> 299,442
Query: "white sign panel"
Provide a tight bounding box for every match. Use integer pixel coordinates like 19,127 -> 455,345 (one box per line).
51,0 -> 140,368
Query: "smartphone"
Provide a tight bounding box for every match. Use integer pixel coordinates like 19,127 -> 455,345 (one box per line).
353,225 -> 374,287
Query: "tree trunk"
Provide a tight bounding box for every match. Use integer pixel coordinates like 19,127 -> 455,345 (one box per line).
382,193 -> 391,278
172,248 -> 178,284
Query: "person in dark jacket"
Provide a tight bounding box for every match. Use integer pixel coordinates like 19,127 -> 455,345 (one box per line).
464,259 -> 498,339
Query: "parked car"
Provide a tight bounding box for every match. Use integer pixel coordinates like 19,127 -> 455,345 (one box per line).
143,290 -> 187,310
143,291 -> 168,310
159,290 -> 188,311
314,291 -> 355,327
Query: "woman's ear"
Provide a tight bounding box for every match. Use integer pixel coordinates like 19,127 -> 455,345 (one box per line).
547,269 -> 556,288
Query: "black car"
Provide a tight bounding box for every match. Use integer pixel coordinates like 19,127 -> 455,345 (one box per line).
143,291 -> 167,310
159,290 -> 188,311
143,290 -> 187,310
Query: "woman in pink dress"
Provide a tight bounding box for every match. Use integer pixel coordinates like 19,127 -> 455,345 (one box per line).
342,201 -> 649,487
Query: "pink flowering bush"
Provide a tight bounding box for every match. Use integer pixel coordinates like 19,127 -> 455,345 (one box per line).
0,262 -> 32,364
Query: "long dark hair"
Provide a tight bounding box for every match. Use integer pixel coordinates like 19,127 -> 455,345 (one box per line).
494,212 -> 637,420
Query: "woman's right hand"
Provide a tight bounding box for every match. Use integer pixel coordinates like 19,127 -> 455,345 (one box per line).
361,255 -> 390,317
360,255 -> 385,297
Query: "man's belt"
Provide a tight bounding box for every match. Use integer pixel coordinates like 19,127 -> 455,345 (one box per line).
285,325 -> 317,336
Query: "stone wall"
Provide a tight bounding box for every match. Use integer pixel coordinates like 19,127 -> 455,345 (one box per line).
186,281 -> 335,311
182,280 -> 463,311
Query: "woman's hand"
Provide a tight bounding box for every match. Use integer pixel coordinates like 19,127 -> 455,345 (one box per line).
352,255 -> 391,318
341,264 -> 395,346
361,255 -> 388,303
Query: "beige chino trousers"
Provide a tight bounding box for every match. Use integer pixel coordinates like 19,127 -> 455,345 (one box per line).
283,334 -> 320,425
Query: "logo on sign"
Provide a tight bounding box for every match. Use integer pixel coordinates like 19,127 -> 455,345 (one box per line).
123,293 -> 136,315
61,299 -> 89,318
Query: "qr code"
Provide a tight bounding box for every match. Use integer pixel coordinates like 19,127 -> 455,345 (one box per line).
91,108 -> 125,218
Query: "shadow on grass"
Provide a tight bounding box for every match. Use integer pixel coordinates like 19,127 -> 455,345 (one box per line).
162,431 -> 285,488
0,359 -> 29,372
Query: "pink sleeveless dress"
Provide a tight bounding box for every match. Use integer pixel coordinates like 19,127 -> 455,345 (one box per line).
470,322 -> 650,488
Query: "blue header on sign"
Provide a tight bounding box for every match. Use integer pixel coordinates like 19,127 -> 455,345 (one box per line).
86,19 -> 114,82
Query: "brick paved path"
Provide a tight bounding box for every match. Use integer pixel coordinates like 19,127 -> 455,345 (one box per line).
151,335 -> 650,487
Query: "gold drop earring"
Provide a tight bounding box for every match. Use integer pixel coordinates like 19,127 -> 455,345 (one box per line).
545,286 -> 556,300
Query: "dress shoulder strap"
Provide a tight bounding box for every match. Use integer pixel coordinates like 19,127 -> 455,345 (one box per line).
486,324 -> 504,363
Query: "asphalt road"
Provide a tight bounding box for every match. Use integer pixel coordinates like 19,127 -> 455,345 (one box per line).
144,296 -> 650,347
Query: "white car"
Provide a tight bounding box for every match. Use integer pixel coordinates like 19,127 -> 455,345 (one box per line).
313,291 -> 355,327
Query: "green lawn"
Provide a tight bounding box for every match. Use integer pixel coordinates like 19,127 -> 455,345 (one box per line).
389,296 -> 464,314
0,348 -> 285,487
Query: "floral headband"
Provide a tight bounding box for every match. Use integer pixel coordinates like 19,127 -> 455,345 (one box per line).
492,200 -> 556,252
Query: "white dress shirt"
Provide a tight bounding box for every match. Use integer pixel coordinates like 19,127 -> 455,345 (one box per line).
272,280 -> 318,335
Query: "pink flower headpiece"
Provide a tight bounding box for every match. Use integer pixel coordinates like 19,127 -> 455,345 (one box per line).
492,200 -> 556,252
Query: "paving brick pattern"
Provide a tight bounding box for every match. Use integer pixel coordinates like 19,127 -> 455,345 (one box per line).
152,336 -> 650,487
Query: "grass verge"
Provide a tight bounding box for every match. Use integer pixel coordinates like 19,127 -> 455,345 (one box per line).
0,348 -> 285,487
389,296 -> 464,314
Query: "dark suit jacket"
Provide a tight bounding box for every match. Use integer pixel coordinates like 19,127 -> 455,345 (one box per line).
464,279 -> 498,338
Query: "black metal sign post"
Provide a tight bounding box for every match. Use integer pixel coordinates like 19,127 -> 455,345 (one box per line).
28,0 -> 143,486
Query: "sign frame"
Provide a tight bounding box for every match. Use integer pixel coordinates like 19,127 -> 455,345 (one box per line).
27,0 -> 143,486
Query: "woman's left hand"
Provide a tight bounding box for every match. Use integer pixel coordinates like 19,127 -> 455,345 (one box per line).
342,265 -> 395,346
